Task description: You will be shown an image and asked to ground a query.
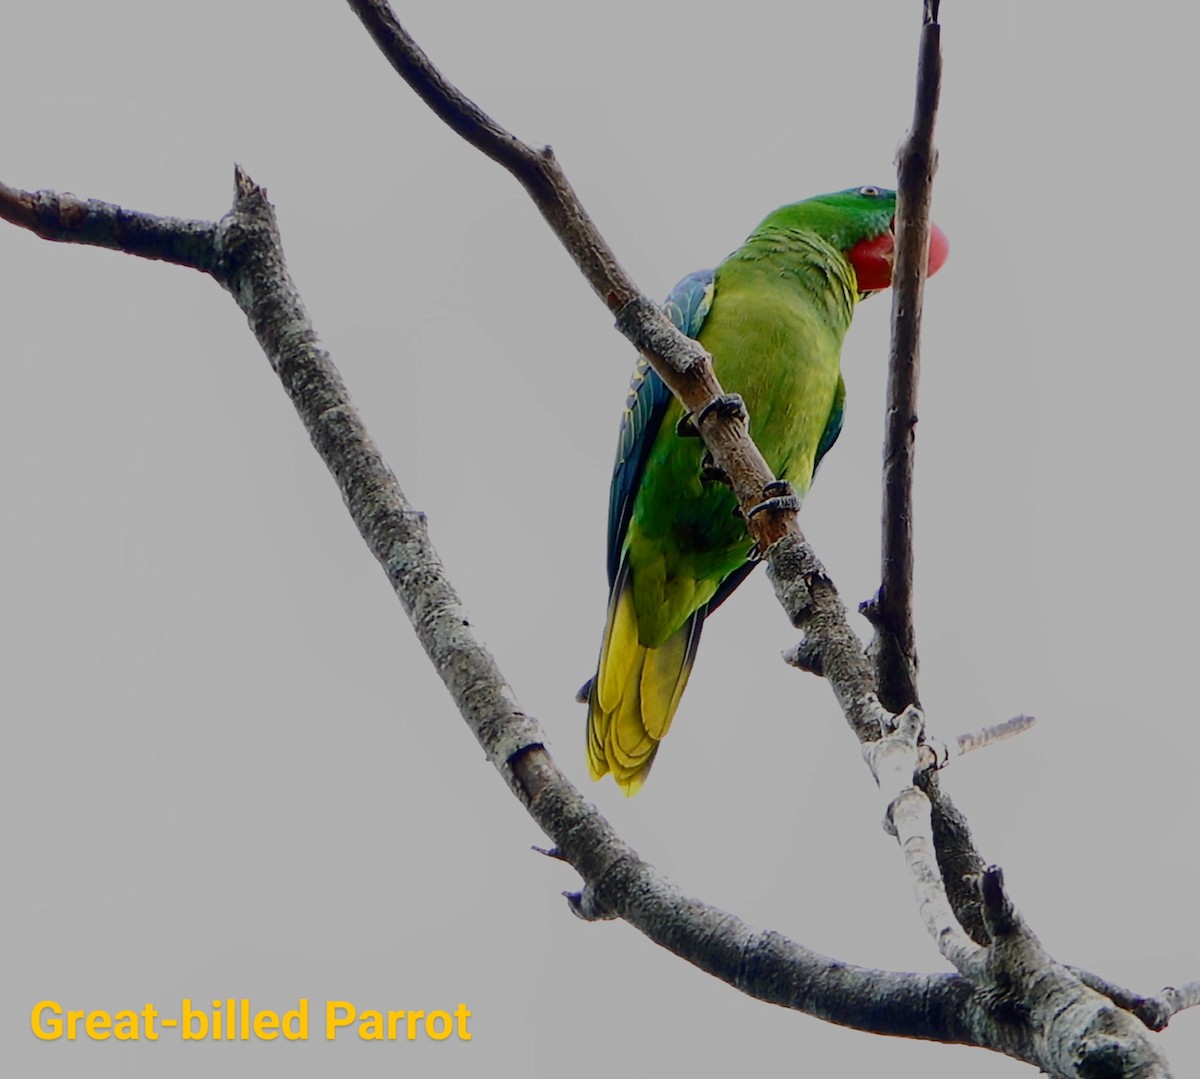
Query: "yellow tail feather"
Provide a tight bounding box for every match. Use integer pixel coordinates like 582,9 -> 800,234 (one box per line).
586,567 -> 700,795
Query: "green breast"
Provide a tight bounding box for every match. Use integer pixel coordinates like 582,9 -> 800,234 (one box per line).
624,235 -> 856,646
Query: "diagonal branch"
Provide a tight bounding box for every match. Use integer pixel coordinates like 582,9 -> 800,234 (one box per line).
343,0 -> 821,567
0,165 -> 989,1046
209,169 -> 993,1049
347,0 -> 634,315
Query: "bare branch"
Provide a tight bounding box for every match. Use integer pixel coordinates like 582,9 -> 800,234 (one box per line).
1065,969 -> 1200,1033
345,0 -> 636,313
864,706 -> 987,978
0,179 -> 217,270
860,0 -> 943,713
925,774 -> 991,944
975,867 -> 1176,1077
911,714 -> 1037,773
837,3 -> 1004,970
949,714 -> 1036,758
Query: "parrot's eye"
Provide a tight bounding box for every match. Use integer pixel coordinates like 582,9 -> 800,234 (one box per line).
858,185 -> 882,198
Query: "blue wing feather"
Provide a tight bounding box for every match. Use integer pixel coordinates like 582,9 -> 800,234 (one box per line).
605,269 -> 715,586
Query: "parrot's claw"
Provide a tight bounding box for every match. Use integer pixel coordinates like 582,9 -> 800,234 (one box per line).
697,393 -> 748,427
699,450 -> 730,486
676,393 -> 748,438
746,480 -> 801,520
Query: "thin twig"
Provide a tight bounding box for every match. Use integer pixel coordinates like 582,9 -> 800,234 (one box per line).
912,714 -> 1037,772
951,714 -> 1036,757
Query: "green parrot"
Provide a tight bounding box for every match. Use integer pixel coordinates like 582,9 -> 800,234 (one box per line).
583,185 -> 948,794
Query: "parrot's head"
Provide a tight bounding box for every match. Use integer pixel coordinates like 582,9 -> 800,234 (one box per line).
766,185 -> 949,294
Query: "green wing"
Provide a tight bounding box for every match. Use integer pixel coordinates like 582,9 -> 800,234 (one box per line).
813,374 -> 845,474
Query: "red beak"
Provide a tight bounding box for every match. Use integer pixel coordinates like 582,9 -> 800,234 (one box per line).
927,221 -> 950,277
847,219 -> 949,292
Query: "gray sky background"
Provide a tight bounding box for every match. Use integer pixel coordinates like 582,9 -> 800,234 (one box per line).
3,3 -> 1197,1076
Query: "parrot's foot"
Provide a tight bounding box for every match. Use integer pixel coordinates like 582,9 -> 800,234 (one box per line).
675,393 -> 748,437
746,480 -> 801,520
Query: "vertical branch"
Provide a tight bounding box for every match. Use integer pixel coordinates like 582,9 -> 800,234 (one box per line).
863,2 -> 990,949
862,0 -> 942,714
